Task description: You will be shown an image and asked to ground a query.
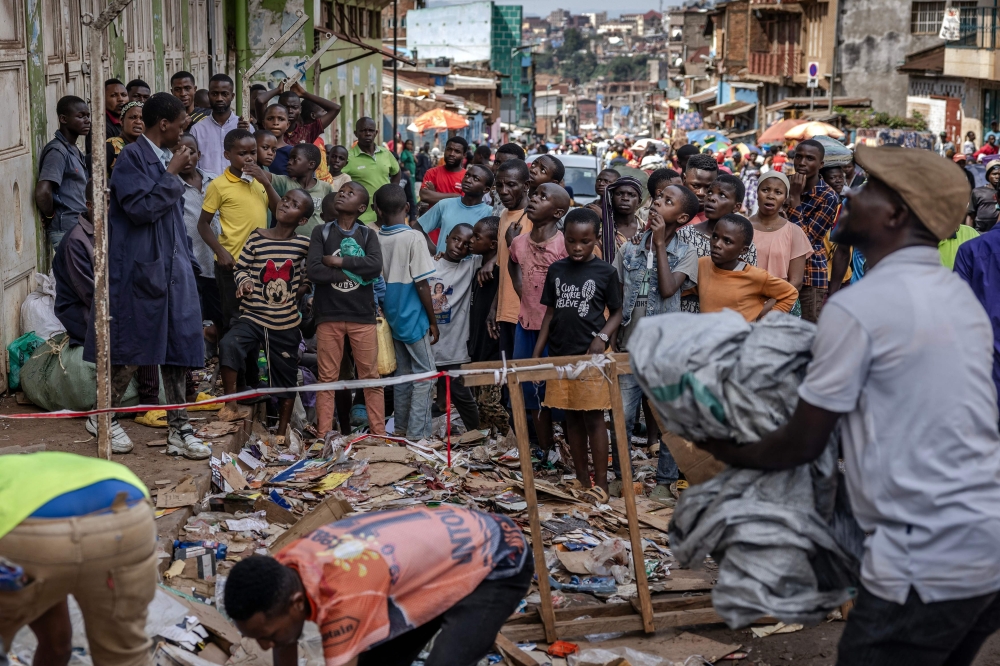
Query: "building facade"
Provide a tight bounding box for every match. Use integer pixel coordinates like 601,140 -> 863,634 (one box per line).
407,1 -> 533,126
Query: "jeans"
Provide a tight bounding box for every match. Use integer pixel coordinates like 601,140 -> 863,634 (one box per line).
392,334 -> 436,440
615,374 -> 679,485
837,586 -> 1000,666
48,229 -> 67,254
357,562 -> 533,666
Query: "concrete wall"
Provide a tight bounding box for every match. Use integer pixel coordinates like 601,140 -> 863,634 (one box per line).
838,0 -> 942,115
407,1 -> 493,63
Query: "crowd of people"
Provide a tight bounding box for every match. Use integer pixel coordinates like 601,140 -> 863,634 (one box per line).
15,67 -> 1000,666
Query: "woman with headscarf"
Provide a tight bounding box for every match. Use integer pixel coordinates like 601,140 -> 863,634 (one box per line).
749,171 -> 812,317
600,176 -> 644,262
106,101 -> 144,179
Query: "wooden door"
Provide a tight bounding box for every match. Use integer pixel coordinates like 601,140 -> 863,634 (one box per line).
187,0 -> 211,83
162,0 -> 185,86
0,0 -> 40,388
42,0 -> 85,139
122,0 -> 155,82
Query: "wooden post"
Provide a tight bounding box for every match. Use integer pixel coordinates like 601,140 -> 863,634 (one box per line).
84,0 -> 146,459
509,377 -> 558,643
608,359 -> 656,633
87,23 -> 111,458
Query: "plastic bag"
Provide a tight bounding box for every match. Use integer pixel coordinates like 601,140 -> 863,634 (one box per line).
585,538 -> 630,576
7,331 -> 43,390
568,647 -> 668,666
20,272 -> 66,340
376,316 -> 397,376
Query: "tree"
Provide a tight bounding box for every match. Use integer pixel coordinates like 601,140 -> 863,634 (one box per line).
597,54 -> 649,82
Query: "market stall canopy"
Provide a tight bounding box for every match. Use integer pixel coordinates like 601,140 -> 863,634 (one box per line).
407,108 -> 469,133
686,129 -> 730,145
633,138 -> 667,152
757,118 -> 807,145
785,121 -> 845,140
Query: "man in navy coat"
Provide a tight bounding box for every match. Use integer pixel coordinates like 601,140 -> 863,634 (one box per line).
84,93 -> 211,459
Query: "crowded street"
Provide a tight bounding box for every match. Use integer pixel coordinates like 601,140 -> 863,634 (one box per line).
3,1 -> 1000,665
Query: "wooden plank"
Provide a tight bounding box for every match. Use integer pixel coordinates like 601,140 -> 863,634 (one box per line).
509,377 -> 557,643
608,359 -> 655,634
500,607 -> 726,642
633,595 -> 714,615
494,633 -> 537,666
460,353 -> 633,387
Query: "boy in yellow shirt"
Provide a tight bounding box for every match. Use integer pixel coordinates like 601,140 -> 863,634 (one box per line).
198,127 -> 280,388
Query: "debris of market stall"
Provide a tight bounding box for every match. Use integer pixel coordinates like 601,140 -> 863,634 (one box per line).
146,373 -> 728,662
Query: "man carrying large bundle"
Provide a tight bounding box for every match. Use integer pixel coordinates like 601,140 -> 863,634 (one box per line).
696,145 -> 1000,665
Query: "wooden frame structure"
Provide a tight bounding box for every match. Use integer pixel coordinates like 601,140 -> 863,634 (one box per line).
461,352 -> 670,642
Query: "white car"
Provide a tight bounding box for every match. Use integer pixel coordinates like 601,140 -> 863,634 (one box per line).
526,153 -> 601,206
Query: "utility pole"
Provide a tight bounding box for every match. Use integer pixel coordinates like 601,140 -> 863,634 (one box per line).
84,0 -> 139,459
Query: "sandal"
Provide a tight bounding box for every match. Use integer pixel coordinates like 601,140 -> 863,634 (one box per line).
579,486 -> 610,505
563,479 -> 585,491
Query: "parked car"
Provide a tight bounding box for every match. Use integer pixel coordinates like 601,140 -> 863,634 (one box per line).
527,153 -> 600,206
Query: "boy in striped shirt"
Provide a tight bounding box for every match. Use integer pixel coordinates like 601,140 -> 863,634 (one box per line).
217,189 -> 313,441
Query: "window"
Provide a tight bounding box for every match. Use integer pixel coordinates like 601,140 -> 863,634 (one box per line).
911,1 -> 946,34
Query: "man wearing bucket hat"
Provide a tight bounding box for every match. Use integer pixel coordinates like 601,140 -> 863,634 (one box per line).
966,159 -> 1000,232
696,144 -> 1000,665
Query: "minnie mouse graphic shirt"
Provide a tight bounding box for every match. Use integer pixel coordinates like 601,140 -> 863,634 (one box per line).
540,256 -> 622,357
234,229 -> 311,330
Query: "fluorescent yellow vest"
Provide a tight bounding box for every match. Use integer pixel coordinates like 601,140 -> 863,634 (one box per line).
0,452 -> 148,539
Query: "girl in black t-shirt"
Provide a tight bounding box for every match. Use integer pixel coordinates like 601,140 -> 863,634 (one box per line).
533,209 -> 623,503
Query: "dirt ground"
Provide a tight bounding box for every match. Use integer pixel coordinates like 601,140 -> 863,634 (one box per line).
4,393 -> 1000,665
0,393 -> 217,489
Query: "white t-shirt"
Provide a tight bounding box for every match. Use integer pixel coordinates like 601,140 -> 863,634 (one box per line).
798,246 -> 1000,604
429,254 -> 483,366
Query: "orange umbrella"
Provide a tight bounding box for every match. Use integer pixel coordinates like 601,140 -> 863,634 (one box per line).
784,121 -> 845,140
758,118 -> 807,145
407,109 -> 469,133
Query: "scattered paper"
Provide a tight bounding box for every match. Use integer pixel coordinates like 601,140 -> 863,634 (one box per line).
751,622 -> 804,638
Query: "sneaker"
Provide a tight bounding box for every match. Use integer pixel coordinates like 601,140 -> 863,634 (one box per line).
649,483 -> 677,505
166,428 -> 212,460
86,415 -> 134,454
350,404 -> 369,427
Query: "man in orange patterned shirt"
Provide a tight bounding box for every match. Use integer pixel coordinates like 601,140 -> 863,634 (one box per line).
223,506 -> 531,666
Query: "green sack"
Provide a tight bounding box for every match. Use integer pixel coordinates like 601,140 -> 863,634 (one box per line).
20,333 -> 140,412
7,332 -> 44,391
341,237 -> 376,286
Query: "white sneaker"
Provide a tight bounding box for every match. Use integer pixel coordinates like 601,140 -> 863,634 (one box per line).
86,415 -> 134,454
166,427 -> 211,460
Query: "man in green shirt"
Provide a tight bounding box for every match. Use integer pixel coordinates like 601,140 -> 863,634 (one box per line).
269,143 -> 333,237
343,116 -> 400,225
0,453 -> 156,666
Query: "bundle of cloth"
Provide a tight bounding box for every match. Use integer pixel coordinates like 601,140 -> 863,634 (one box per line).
629,310 -> 862,628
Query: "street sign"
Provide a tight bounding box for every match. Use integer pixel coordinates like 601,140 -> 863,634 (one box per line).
807,61 -> 820,88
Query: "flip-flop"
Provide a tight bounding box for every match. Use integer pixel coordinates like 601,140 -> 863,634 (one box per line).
579,486 -> 610,505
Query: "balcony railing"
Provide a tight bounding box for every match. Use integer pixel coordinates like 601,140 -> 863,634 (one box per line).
748,50 -> 803,77
952,6 -> 997,49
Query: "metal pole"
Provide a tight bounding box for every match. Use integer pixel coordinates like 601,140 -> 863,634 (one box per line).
85,0 -> 139,459
393,0 -> 398,155
235,0 -> 248,115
